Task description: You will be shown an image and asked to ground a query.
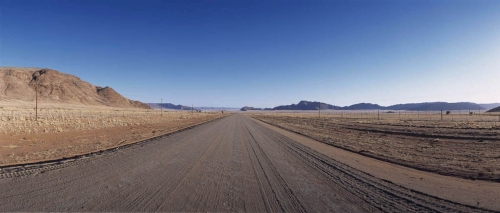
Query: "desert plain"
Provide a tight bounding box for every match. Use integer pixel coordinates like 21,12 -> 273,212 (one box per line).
1,67 -> 499,212
248,110 -> 500,181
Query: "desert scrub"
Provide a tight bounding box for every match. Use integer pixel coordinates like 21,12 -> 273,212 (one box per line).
0,108 -> 215,134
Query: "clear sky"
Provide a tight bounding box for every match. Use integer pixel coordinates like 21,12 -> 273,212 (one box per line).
1,0 -> 499,108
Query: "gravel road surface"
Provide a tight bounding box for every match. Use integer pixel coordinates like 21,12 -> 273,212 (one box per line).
0,114 -> 494,212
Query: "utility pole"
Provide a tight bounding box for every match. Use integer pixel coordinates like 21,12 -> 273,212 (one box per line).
35,78 -> 38,121
192,104 -> 194,115
160,98 -> 163,117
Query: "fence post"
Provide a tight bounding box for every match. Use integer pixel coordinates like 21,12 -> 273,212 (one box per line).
318,102 -> 321,119
378,110 -> 380,120
441,109 -> 443,121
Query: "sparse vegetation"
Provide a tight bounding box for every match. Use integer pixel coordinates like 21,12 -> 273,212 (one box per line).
0,106 -> 225,166
248,111 -> 500,181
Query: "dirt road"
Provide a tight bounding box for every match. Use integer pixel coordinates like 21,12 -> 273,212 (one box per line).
0,114 -> 495,212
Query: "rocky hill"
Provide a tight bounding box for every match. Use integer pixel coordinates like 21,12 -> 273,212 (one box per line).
343,103 -> 384,110
273,101 -> 341,110
487,106 -> 500,112
0,67 -> 150,109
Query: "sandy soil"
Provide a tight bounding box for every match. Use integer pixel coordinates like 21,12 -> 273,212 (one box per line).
249,113 -> 500,181
0,105 -> 225,166
255,118 -> 500,211
0,114 -> 493,212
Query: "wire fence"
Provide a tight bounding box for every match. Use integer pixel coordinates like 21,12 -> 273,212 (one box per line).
0,108 -> 222,122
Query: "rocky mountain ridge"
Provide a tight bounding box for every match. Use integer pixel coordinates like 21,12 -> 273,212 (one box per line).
0,67 -> 150,109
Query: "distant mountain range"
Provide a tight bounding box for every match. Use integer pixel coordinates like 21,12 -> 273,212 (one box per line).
240,106 -> 272,111
146,103 -> 195,110
246,100 -> 500,111
241,106 -> 260,111
149,100 -> 500,112
147,103 -> 239,111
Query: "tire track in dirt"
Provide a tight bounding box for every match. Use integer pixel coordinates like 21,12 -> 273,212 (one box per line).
155,117 -> 233,211
251,115 -> 500,182
247,116 -> 498,212
242,121 -> 306,212
0,117 -> 230,211
154,125 -> 225,211
240,117 -> 378,213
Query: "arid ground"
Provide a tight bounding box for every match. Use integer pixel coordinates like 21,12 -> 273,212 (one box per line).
249,111 -> 500,181
0,104 -> 224,166
0,114 -> 499,212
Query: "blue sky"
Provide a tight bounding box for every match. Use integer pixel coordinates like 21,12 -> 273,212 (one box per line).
1,0 -> 499,108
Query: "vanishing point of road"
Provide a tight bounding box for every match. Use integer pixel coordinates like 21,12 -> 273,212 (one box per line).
0,114 -> 497,212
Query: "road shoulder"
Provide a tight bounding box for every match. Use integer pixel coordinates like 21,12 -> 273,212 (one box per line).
248,116 -> 500,211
